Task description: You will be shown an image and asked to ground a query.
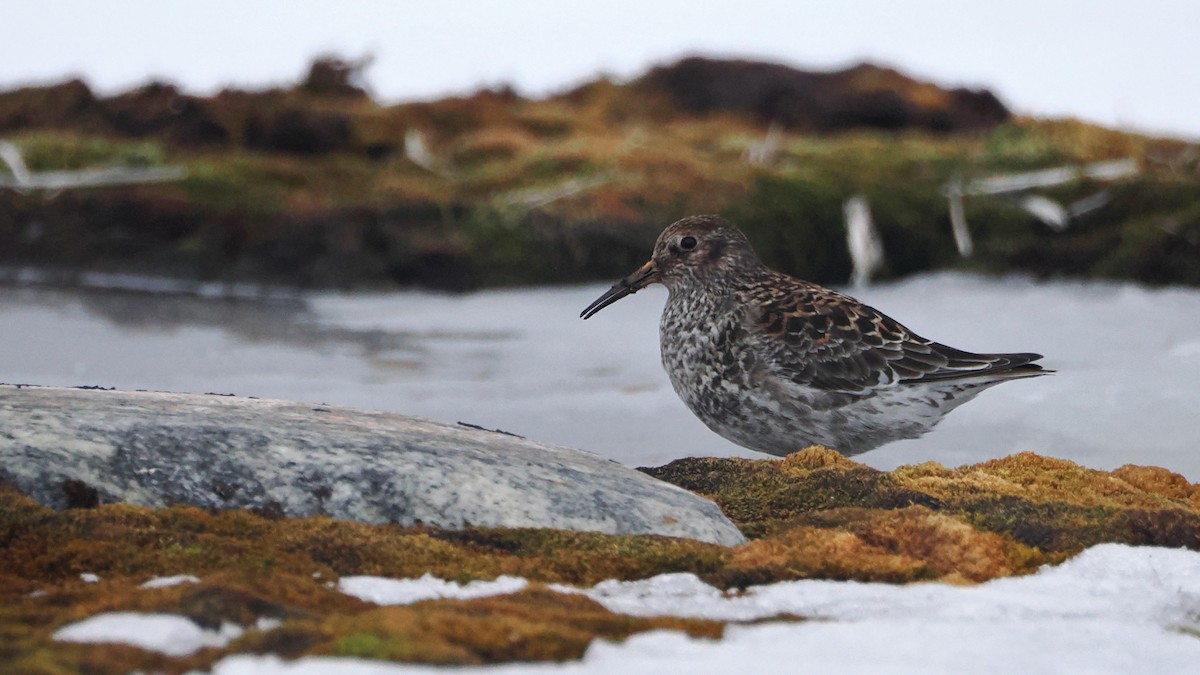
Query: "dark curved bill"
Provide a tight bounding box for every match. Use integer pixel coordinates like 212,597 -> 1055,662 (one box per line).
580,260 -> 659,319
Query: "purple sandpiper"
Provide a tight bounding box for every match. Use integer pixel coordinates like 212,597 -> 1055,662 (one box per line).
581,215 -> 1047,456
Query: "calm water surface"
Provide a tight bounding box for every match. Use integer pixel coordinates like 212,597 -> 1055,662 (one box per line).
2,272 -> 1198,479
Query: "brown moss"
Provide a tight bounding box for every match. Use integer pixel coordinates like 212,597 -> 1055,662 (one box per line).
640,449 -> 938,537
425,528 -> 730,585
316,587 -> 723,664
450,127 -> 540,166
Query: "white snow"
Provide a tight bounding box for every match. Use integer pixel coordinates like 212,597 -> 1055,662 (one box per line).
79,572 -> 100,583
53,612 -> 243,657
139,574 -> 201,589
199,544 -> 1200,674
338,573 -> 529,605
561,543 -> 1200,625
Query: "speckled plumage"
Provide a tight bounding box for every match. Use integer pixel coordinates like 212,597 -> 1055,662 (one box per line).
581,215 -> 1048,456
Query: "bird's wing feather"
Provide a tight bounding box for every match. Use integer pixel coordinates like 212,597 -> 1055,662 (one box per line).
741,276 -> 1043,395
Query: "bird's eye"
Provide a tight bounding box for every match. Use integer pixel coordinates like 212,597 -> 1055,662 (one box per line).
679,236 -> 698,251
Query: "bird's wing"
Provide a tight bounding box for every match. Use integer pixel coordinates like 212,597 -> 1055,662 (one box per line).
741,278 -> 1043,395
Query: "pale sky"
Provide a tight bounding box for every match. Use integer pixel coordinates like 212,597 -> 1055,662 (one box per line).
4,1 -> 1199,139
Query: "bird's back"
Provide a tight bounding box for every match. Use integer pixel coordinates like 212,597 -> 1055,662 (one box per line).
740,271 -> 1047,395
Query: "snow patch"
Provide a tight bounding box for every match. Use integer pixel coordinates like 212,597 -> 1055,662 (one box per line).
53,612 -> 243,657
570,543 -> 1200,626
339,573 -> 528,605
209,544 -> 1200,674
139,574 -> 201,589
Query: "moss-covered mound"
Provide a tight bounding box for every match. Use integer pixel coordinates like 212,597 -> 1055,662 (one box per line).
4,448 -> 1199,673
1,57 -> 1197,290
643,448 -> 1200,568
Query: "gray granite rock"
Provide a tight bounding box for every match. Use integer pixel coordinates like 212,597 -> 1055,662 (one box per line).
0,385 -> 744,546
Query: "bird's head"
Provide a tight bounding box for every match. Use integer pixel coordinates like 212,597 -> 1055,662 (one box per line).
580,215 -> 760,319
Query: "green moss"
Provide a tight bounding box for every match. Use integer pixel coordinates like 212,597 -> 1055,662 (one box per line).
334,632 -> 416,660
979,121 -> 1070,170
1090,200 -> 1200,285
724,174 -> 851,282
7,131 -> 169,172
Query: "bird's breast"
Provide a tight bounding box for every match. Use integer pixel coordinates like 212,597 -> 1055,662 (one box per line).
659,296 -> 758,412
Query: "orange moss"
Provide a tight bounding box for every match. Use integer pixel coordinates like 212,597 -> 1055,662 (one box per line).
719,505 -> 1038,586
779,445 -> 862,472
1111,464 -> 1200,509
817,506 -> 1037,581
724,526 -> 933,585
910,452 -> 1199,512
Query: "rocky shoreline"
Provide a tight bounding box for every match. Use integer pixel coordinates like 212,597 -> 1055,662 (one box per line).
3,383 -> 1199,672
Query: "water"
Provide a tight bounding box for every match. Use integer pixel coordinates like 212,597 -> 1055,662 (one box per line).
2,272 -> 1198,479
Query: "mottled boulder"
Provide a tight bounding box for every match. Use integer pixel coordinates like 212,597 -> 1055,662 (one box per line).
0,385 -> 744,546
